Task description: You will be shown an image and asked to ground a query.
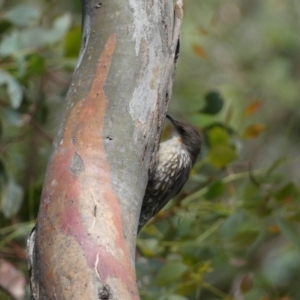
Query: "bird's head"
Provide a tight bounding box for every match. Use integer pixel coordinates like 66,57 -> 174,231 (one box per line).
166,114 -> 201,165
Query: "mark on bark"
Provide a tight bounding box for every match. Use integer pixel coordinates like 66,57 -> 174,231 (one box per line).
142,142 -> 148,162
71,136 -> 77,144
90,188 -> 97,229
98,285 -> 110,299
70,152 -> 85,176
82,35 -> 87,48
94,252 -> 101,280
95,2 -> 102,9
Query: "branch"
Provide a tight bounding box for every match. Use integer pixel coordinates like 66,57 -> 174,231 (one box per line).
27,0 -> 182,299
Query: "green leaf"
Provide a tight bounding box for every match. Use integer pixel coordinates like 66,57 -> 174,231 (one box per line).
274,182 -> 299,201
242,182 -> 264,209
0,70 -> 23,108
45,13 -> 72,44
231,230 -> 259,247
0,30 -> 22,56
277,217 -> 300,248
155,261 -> 188,286
208,145 -> 237,168
0,14 -> 72,57
220,212 -> 255,240
20,28 -> 48,49
25,54 -> 46,77
64,27 -> 81,57
1,178 -> 24,218
4,5 -> 41,26
200,91 -> 224,115
137,238 -> 163,257
207,127 -> 238,167
243,182 -> 260,200
204,181 -> 225,199
204,122 -> 235,135
0,20 -> 12,35
0,28 -> 47,56
4,110 -> 25,126
208,127 -> 229,147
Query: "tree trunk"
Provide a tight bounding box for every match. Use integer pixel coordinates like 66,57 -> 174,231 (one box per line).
27,0 -> 182,299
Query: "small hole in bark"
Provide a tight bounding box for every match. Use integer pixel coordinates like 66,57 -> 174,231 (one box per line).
98,285 -> 110,299
96,2 -> 102,8
106,136 -> 113,141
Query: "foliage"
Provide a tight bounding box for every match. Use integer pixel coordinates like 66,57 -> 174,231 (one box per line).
0,1 -> 81,299
0,0 -> 300,300
137,0 -> 300,299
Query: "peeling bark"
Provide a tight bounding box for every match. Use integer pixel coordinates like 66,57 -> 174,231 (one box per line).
27,0 -> 183,299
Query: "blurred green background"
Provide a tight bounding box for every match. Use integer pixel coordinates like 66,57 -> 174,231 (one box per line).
0,0 -> 300,299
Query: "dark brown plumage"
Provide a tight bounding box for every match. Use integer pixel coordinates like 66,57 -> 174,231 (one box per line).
138,114 -> 201,232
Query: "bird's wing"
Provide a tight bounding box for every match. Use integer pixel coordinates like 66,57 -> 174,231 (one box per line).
151,164 -> 191,217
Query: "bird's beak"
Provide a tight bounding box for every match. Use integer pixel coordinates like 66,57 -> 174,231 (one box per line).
166,114 -> 176,124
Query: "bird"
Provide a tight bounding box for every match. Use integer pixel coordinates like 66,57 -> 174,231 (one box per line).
138,114 -> 201,232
